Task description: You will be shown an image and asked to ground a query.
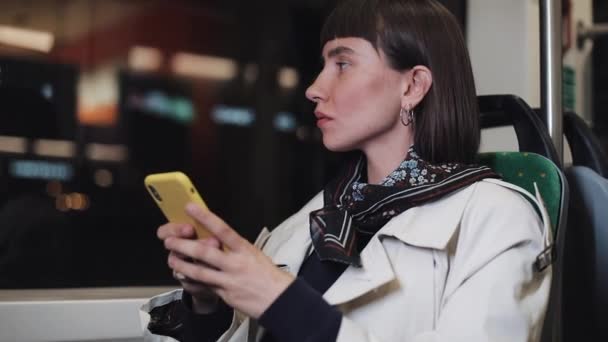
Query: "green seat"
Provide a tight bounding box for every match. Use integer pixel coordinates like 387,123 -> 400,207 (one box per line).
478,95 -> 569,342
479,151 -> 569,342
478,152 -> 567,235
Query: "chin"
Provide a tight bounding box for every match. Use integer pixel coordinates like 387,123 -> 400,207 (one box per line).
324,145 -> 352,152
322,136 -> 358,152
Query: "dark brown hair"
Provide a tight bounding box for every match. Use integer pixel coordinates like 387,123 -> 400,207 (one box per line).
321,0 -> 479,164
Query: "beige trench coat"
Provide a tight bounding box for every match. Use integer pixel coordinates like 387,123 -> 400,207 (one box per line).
141,179 -> 552,342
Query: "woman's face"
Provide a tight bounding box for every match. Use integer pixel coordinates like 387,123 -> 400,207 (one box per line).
306,37 -> 408,152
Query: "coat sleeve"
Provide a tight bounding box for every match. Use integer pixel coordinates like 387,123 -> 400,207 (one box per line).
334,183 -> 552,342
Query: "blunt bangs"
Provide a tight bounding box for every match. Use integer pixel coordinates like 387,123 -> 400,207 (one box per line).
320,0 -> 380,50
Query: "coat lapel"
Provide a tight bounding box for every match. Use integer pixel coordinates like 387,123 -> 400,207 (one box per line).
265,184 -> 476,307
379,183 -> 475,249
323,184 -> 476,306
266,193 -> 322,275
323,233 -> 394,305
269,225 -> 312,276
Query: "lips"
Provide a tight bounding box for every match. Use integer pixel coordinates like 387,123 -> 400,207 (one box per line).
314,110 -> 330,119
315,110 -> 333,128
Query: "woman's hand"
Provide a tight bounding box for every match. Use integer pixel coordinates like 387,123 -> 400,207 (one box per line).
157,222 -> 222,313
163,203 -> 295,319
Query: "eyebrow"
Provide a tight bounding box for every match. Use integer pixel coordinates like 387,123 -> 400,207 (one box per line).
321,46 -> 355,65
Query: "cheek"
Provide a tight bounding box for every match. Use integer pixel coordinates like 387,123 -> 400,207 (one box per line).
332,82 -> 369,115
333,75 -> 385,118
335,75 -> 401,126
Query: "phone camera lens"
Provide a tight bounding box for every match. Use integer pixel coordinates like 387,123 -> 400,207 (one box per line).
148,185 -> 162,201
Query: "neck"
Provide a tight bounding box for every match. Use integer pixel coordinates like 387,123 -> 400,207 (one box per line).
363,127 -> 414,184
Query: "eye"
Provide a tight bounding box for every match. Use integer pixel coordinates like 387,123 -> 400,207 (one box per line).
336,62 -> 349,71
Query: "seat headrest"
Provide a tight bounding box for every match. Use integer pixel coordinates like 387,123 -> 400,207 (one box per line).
478,95 -> 560,166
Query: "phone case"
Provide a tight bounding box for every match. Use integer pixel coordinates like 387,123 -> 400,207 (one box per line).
144,171 -> 212,239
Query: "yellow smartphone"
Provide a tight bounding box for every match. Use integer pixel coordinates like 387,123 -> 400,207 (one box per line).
144,171 -> 212,240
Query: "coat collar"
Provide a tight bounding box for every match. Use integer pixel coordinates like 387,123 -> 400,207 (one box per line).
269,183 -> 477,305
378,182 -> 475,249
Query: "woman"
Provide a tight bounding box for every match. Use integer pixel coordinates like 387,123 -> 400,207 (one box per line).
142,0 -> 552,341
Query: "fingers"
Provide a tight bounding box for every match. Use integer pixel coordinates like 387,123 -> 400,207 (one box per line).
174,269 -> 218,294
168,237 -> 221,284
169,252 -> 225,287
201,236 -> 221,249
157,223 -> 196,240
185,203 -> 247,251
173,269 -> 188,281
166,238 -> 229,270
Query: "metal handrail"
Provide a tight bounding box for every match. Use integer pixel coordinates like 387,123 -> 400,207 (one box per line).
577,22 -> 608,48
540,0 -> 563,165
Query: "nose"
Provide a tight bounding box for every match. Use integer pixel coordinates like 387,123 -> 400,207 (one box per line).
305,76 -> 326,104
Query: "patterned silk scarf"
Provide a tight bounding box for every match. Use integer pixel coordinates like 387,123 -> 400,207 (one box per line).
309,146 -> 500,266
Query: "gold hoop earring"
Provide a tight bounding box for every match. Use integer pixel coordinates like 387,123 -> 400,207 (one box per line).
400,106 -> 415,126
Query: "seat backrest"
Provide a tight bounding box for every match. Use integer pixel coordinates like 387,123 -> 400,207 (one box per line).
478,95 -> 561,165
531,108 -> 608,178
478,152 -> 566,234
478,152 -> 568,342
478,94 -> 569,342
563,166 -> 608,341
563,112 -> 608,178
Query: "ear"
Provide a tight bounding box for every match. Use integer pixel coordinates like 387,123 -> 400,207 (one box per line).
401,65 -> 433,109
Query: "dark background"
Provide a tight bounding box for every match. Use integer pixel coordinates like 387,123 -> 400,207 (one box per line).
2,0 -> 601,289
